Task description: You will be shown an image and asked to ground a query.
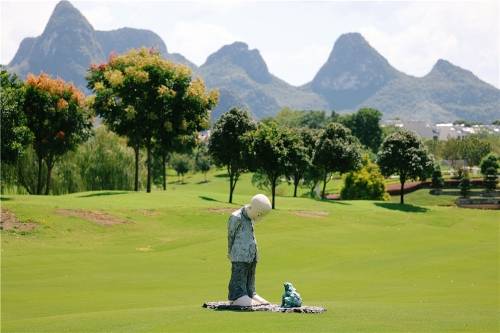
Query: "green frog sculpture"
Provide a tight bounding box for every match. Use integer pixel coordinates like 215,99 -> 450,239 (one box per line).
281,282 -> 302,308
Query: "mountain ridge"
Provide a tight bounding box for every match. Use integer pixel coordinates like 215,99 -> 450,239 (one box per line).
7,0 -> 500,122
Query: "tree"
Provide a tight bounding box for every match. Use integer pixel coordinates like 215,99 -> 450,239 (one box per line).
208,108 -> 256,203
171,153 -> 191,183
195,145 -> 212,182
340,158 -> 388,200
312,123 -> 362,198
87,48 -> 217,193
77,126 -> 137,191
247,122 -> 290,209
272,108 -> 328,129
0,68 -> 33,164
286,129 -> 316,197
459,172 -> 471,197
340,108 -> 383,152
23,73 -> 92,195
461,135 -> 491,167
430,164 -> 445,194
377,130 -> 434,204
480,154 -> 498,191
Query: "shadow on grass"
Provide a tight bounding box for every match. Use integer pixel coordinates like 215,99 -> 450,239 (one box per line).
319,199 -> 351,205
0,196 -> 13,201
196,180 -> 210,184
375,202 -> 429,213
199,196 -> 223,203
78,191 -> 128,198
170,180 -> 188,185
214,173 -> 229,178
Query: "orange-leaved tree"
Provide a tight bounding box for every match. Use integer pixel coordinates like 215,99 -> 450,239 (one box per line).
23,73 -> 93,195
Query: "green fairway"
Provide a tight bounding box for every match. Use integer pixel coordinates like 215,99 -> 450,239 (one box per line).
1,171 -> 499,333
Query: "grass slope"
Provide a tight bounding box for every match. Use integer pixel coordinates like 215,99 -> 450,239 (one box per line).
1,171 -> 499,333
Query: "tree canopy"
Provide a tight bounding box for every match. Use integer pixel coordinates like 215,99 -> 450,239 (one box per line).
208,107 -> 256,203
87,48 -> 218,192
247,122 -> 291,209
312,122 -> 362,198
340,108 -> 383,152
0,68 -> 32,164
23,73 -> 92,194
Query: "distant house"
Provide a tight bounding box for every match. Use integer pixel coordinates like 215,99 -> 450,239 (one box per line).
382,119 -> 500,141
402,121 -> 436,139
198,130 -> 211,143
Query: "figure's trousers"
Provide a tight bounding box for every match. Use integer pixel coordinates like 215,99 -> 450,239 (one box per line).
228,261 -> 257,301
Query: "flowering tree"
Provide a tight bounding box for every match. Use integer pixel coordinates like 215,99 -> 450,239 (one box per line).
23,73 -> 92,194
87,48 -> 218,192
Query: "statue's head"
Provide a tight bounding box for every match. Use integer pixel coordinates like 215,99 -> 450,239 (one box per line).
284,282 -> 295,293
246,194 -> 272,222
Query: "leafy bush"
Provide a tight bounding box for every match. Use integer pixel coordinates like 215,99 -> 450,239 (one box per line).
340,161 -> 389,200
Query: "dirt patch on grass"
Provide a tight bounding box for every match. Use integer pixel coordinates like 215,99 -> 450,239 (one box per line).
207,207 -> 236,214
136,209 -> 160,217
0,208 -> 38,232
292,210 -> 329,218
56,209 -> 129,226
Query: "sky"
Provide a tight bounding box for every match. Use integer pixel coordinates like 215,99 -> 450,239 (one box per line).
1,0 -> 499,88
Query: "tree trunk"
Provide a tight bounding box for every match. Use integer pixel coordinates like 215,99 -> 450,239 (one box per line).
271,177 -> 276,209
321,172 -> 328,199
134,146 -> 139,191
400,179 -> 405,205
293,174 -> 300,198
44,157 -> 53,195
162,153 -> 167,191
228,172 -> 234,203
146,144 -> 152,193
36,155 -> 43,195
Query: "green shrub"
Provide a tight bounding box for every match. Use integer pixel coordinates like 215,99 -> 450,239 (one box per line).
341,161 -> 389,200
459,172 -> 471,197
480,154 -> 498,191
483,166 -> 498,191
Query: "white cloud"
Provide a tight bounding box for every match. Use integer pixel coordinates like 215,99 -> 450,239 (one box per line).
262,43 -> 331,86
359,2 -> 499,86
166,21 -> 238,65
78,3 -> 119,31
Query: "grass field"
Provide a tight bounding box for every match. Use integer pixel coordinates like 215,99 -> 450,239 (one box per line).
1,171 -> 499,332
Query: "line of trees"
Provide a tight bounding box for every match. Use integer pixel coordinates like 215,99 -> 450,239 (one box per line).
208,107 -> 437,208
1,48 -> 218,195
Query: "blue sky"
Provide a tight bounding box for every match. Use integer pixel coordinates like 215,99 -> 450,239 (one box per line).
1,0 -> 498,87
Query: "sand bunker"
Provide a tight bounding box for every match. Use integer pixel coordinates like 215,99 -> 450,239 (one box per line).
206,207 -> 236,214
56,209 -> 129,226
0,209 -> 38,232
292,210 -> 329,218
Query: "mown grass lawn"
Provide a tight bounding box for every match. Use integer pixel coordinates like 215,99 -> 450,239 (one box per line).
1,171 -> 499,332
